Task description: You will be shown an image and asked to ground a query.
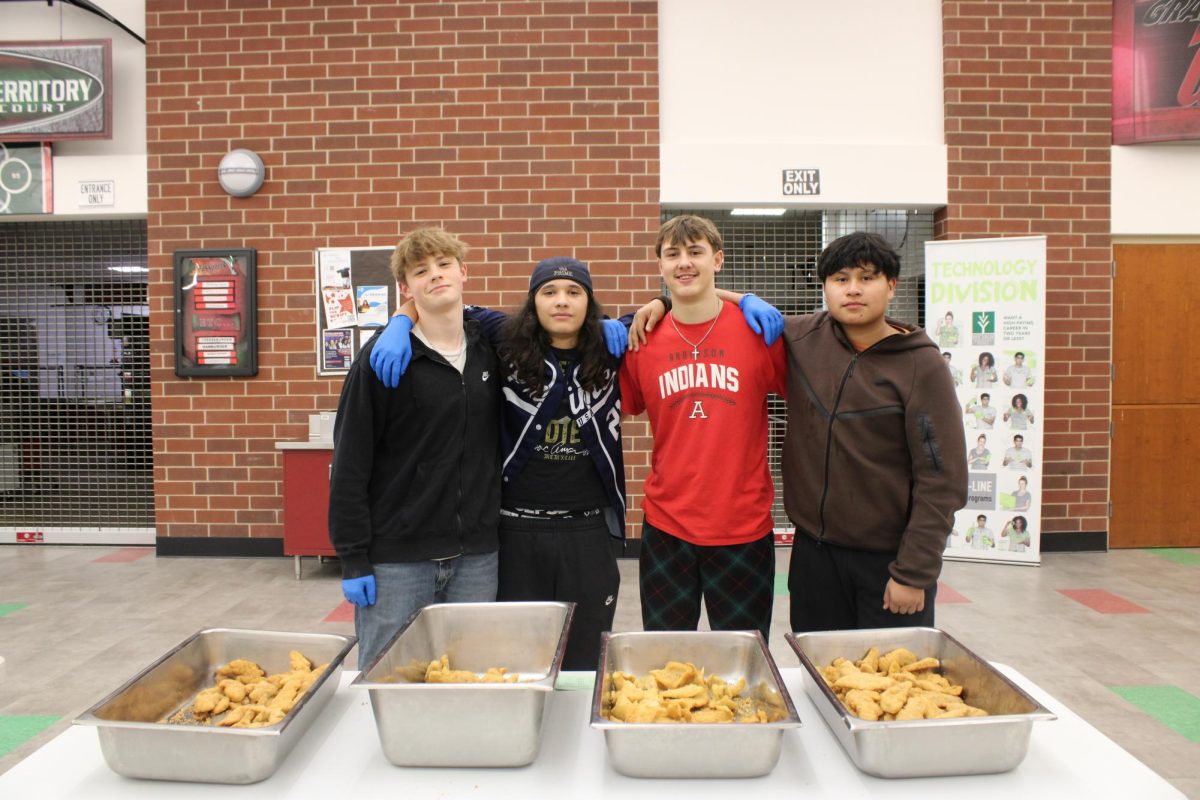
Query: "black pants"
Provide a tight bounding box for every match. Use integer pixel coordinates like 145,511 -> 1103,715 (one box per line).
638,518 -> 775,641
788,531 -> 936,632
496,514 -> 620,671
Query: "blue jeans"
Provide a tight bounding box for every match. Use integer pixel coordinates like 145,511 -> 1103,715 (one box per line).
354,551 -> 499,669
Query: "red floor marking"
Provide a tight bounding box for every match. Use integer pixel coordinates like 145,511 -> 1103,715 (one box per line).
1057,588 -> 1150,614
324,601 -> 354,623
936,582 -> 970,603
92,548 -> 153,563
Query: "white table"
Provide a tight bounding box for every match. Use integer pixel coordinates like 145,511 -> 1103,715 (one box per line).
0,667 -> 1183,798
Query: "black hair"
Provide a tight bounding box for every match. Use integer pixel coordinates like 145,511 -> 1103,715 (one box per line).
942,351 -> 952,359
1012,393 -> 1028,409
1011,515 -> 1027,531
815,231 -> 900,281
978,351 -> 994,367
1013,434 -> 1024,443
497,293 -> 613,397
1014,351 -> 1025,359
980,393 -> 990,401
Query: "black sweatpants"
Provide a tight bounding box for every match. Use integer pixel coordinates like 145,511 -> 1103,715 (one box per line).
788,531 -> 936,633
638,518 -> 775,641
496,514 -> 620,671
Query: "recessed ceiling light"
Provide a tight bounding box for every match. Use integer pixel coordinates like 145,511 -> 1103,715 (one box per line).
730,208 -> 787,216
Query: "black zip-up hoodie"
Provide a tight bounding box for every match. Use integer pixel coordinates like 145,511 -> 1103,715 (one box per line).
783,312 -> 967,589
328,319 -> 501,579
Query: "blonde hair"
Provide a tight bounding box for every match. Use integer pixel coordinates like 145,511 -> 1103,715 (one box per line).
656,214 -> 723,257
389,227 -> 467,283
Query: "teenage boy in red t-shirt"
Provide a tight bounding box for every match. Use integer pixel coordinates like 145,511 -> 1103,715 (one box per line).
619,215 -> 787,640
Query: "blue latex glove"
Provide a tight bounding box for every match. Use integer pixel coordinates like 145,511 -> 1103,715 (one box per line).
342,574 -> 377,607
601,318 -> 628,359
369,316 -> 414,388
739,293 -> 784,346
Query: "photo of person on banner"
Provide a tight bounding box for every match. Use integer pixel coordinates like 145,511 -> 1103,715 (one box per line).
1003,351 -> 1036,386
942,351 -> 962,386
1001,515 -> 1031,553
970,351 -> 998,388
1003,434 -> 1034,471
1011,475 -> 1033,511
968,434 -> 991,469
934,310 -> 960,348
965,514 -> 995,550
1004,393 -> 1035,429
965,392 -> 997,429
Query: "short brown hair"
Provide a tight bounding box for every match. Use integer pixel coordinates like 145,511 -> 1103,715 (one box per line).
656,214 -> 723,257
389,227 -> 467,283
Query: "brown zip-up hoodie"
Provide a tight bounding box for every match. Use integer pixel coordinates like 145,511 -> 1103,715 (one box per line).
783,312 -> 967,589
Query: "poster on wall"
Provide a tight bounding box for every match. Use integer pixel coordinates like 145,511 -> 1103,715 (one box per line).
0,142 -> 52,214
1113,0 -> 1200,143
174,249 -> 258,377
315,247 -> 397,375
925,236 -> 1046,566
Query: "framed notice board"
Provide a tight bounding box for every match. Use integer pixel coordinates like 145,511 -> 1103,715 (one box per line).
315,246 -> 398,376
174,249 -> 257,377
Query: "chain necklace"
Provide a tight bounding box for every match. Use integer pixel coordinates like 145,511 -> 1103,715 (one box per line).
669,298 -> 722,360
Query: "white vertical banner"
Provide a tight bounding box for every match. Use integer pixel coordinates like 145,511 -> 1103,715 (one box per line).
924,236 -> 1046,566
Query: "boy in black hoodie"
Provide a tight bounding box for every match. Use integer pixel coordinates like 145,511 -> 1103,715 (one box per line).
328,227 -> 501,668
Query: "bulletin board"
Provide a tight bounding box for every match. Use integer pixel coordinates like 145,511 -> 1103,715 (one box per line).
314,246 -> 398,376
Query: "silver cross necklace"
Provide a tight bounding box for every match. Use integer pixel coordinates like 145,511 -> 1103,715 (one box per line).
669,298 -> 722,360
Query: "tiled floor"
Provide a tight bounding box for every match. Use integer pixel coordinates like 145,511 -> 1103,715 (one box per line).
0,545 -> 1197,796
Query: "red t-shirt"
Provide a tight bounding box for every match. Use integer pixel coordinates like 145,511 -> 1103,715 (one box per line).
620,302 -> 787,546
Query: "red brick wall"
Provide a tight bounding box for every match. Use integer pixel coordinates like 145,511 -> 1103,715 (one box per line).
146,1 -> 660,543
939,2 -> 1112,540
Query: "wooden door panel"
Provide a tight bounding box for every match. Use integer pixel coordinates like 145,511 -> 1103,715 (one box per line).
1113,244 -> 1200,405
1110,406 -> 1200,548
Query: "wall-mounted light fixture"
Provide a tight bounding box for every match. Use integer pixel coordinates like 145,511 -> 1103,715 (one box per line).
217,149 -> 265,197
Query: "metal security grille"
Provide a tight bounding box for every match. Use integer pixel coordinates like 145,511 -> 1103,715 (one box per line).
660,209 -> 935,529
0,220 -> 152,539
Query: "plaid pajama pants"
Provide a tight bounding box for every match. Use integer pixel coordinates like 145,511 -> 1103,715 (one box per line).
638,518 -> 775,641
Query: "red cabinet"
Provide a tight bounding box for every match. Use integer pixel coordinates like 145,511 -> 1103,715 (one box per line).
278,444 -> 335,578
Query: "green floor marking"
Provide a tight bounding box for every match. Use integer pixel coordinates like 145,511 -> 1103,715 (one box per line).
1110,686 -> 1200,742
0,715 -> 59,758
0,603 -> 26,618
1144,548 -> 1200,566
774,572 -> 788,596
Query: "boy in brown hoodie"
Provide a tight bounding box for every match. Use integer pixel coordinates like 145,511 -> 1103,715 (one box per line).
781,231 -> 967,631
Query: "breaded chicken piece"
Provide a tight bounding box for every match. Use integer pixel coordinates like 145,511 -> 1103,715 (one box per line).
218,678 -> 248,703
844,689 -> 884,721
216,659 -> 265,685
833,671 -> 895,693
858,647 -> 880,674
879,680 -> 913,715
289,650 -> 312,673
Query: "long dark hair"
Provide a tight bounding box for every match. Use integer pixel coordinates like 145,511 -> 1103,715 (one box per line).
498,294 -> 614,397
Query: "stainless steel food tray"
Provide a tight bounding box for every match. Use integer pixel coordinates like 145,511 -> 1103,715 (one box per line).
590,630 -> 801,779
785,626 -> 1055,778
351,601 -> 574,768
74,628 -> 356,784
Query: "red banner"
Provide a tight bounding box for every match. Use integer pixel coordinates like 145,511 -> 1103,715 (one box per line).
1114,0 -> 1200,143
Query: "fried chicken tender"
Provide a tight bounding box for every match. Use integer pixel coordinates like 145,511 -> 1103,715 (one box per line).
822,646 -> 988,722
833,671 -> 895,693
216,659 -> 265,685
171,652 -> 327,728
879,680 -> 913,715
604,662 -> 784,724
845,689 -> 884,721
421,654 -> 518,684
